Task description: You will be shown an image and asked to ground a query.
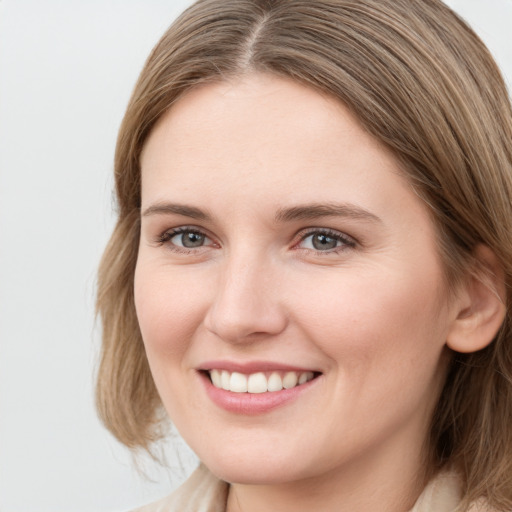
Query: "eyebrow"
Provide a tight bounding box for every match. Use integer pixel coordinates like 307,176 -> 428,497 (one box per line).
141,201 -> 381,224
274,203 -> 381,223
141,202 -> 211,220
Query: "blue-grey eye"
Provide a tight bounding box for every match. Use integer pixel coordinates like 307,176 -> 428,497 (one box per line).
299,230 -> 353,252
171,230 -> 209,248
311,233 -> 338,250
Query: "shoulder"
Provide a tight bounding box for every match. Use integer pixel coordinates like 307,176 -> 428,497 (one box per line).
468,498 -> 507,512
410,471 -> 462,512
410,471 -> 507,512
130,464 -> 229,512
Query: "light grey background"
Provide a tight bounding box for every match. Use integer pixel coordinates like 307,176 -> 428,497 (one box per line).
0,1 -> 510,511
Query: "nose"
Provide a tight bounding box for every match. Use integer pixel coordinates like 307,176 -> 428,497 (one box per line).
203,251 -> 288,344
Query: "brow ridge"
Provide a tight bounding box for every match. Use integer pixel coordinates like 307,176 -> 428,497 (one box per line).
141,201 -> 380,224
141,202 -> 210,221
275,203 -> 381,223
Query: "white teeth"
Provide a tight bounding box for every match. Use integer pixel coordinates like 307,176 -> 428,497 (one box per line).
208,369 -> 316,393
221,370 -> 230,390
267,372 -> 283,392
230,372 -> 248,393
247,372 -> 267,393
298,371 -> 314,385
210,369 -> 222,388
283,371 -> 298,389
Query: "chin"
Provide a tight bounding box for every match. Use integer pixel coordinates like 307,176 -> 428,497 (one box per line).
196,443 -> 313,485
207,460 -> 301,485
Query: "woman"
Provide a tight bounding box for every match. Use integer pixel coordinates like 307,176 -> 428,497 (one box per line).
96,0 -> 512,510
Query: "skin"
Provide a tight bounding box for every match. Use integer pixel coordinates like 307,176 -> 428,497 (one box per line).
135,74 -> 465,512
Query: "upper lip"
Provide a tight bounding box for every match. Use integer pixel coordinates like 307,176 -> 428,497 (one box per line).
198,360 -> 321,374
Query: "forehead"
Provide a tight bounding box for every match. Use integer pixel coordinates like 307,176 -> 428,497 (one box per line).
142,74 -> 388,161
140,74 -> 413,214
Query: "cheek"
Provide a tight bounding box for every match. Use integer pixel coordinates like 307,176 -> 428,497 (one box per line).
291,262 -> 449,378
293,269 -> 451,450
133,262 -> 214,421
134,263 -> 207,360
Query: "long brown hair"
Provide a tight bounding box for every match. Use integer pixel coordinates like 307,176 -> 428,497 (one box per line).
96,1 -> 512,508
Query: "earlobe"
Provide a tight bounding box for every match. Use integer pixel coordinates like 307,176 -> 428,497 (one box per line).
446,245 -> 507,354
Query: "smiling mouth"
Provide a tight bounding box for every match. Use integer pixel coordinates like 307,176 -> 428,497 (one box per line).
205,369 -> 319,394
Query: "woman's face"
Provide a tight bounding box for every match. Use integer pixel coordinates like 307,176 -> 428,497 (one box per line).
135,74 -> 459,485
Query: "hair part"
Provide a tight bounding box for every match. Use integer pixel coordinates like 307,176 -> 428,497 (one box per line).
96,0 -> 512,507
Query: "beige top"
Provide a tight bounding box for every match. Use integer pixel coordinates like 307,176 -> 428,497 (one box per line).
131,464 -> 496,512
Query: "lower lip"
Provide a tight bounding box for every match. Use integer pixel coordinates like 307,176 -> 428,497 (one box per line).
199,372 -> 320,415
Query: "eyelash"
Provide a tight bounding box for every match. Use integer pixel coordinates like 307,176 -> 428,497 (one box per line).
155,226 -> 357,254
295,228 -> 356,254
156,226 -> 214,254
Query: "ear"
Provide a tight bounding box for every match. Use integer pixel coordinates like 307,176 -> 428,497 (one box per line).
446,245 -> 507,354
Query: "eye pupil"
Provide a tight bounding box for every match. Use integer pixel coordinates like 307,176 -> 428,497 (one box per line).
182,232 -> 205,248
312,234 -> 337,250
